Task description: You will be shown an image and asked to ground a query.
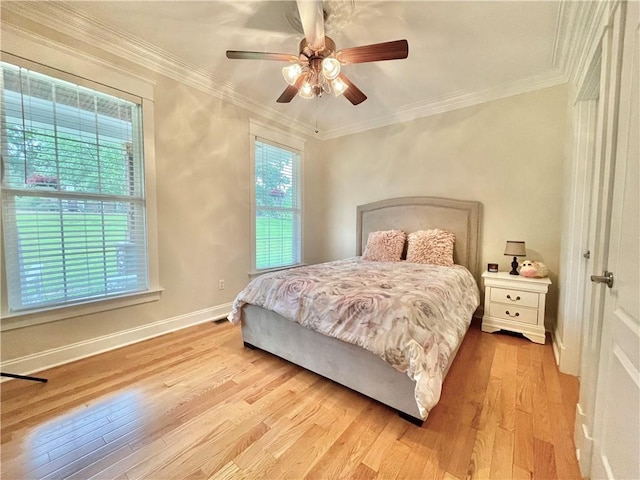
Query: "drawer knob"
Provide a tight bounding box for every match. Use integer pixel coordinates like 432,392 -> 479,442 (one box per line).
506,294 -> 521,301
505,310 -> 520,318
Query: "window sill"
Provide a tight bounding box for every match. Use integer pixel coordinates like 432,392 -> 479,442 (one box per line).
0,288 -> 164,331
248,263 -> 307,278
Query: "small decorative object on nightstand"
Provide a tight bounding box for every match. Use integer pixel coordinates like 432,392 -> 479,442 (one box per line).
504,240 -> 526,275
481,271 -> 551,344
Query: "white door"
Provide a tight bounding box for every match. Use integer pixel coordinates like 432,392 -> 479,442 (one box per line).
574,7 -> 624,473
588,1 -> 640,478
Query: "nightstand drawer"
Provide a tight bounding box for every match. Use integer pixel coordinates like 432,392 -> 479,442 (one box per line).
488,303 -> 539,325
490,287 -> 539,308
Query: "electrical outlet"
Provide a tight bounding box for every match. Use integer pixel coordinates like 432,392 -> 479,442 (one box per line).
218,279 -> 225,290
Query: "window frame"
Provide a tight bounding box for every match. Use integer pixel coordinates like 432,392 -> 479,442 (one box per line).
0,51 -> 161,331
249,120 -> 305,274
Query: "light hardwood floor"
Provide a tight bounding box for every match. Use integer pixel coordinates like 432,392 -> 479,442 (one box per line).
1,319 -> 581,479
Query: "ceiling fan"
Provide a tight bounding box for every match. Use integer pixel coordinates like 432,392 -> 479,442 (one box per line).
226,0 -> 408,105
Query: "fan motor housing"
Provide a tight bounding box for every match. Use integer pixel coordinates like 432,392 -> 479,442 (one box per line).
299,36 -> 336,60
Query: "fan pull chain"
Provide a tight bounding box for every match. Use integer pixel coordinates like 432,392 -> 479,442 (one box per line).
315,97 -> 319,134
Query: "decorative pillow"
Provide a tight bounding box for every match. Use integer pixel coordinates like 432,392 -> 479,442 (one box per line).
406,229 -> 456,266
362,230 -> 406,262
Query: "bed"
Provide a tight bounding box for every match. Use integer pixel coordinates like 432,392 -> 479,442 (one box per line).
229,196 -> 481,425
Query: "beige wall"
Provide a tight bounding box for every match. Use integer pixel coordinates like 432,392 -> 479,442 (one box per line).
0,28 -> 315,361
313,85 -> 568,326
1,76 -> 250,359
302,137 -> 328,266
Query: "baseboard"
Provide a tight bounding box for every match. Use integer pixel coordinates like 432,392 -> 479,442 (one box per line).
551,328 -> 581,376
552,329 -> 562,365
0,303 -> 232,380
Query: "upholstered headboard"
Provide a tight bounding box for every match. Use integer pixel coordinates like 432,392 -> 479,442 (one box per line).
356,196 -> 482,280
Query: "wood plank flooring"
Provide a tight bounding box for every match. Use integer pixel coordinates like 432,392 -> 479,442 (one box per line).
0,319 -> 582,479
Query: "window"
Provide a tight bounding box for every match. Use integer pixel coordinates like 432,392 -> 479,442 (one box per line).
1,61 -> 149,312
251,124 -> 303,271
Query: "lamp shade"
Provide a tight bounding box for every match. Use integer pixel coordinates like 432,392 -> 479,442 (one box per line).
282,64 -> 303,85
504,241 -> 526,257
321,57 -> 341,80
298,81 -> 315,99
331,77 -> 348,96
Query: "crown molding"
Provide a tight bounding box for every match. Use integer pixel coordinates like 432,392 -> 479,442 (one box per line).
3,1 -> 576,142
0,1 -> 313,139
553,0 -> 613,85
1,23 -> 156,99
320,69 -> 567,140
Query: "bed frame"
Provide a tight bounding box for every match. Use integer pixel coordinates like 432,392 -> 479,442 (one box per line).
241,196 -> 481,425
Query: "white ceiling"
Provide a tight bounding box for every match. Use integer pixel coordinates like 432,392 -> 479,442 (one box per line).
26,1 -> 565,138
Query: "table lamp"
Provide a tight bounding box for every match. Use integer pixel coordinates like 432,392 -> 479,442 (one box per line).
504,241 -> 526,275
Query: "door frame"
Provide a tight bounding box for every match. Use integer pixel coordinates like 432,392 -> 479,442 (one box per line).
554,1 -> 620,377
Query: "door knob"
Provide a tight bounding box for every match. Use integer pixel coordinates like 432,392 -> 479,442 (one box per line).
590,271 -> 614,288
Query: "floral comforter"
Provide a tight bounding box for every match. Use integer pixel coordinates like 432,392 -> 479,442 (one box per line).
228,257 -> 480,417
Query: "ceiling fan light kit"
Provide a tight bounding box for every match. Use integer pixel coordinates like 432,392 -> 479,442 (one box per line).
226,0 -> 408,106
290,42 -> 345,100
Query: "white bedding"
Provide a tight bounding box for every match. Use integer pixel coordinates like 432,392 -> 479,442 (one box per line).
228,257 -> 480,417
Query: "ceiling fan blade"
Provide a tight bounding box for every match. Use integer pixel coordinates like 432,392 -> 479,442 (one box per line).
338,73 -> 367,105
276,85 -> 299,103
336,39 -> 409,65
226,51 -> 297,62
296,0 -> 325,50
276,75 -> 306,103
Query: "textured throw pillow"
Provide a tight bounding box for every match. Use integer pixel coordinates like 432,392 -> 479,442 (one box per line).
362,230 -> 406,262
406,229 -> 456,266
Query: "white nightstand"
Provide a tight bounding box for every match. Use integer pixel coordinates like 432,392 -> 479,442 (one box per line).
481,271 -> 551,344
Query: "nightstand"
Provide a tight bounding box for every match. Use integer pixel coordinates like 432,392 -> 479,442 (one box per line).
481,271 -> 551,344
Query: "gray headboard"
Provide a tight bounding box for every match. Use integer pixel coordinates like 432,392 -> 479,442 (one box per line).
356,196 -> 482,280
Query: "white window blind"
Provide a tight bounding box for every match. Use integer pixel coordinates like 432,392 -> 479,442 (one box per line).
253,137 -> 302,270
1,62 -> 148,312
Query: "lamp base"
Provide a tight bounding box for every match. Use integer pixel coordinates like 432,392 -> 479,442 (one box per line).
510,257 -> 520,275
